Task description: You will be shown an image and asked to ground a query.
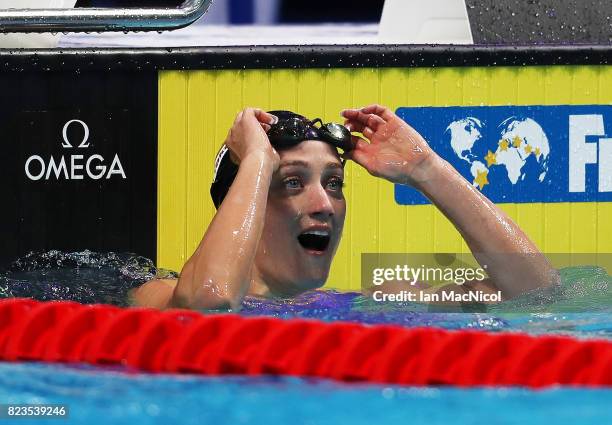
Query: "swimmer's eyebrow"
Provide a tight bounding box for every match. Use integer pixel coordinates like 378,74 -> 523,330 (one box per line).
279,160 -> 309,169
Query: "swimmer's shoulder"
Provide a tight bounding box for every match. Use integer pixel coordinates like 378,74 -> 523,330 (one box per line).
129,278 -> 178,309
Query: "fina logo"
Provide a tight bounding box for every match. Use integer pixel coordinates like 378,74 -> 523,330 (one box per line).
444,116 -> 551,191
24,119 -> 127,181
445,114 -> 612,193
569,114 -> 612,193
395,105 -> 612,205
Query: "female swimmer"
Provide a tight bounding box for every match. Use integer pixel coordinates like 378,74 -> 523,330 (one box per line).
132,105 -> 557,310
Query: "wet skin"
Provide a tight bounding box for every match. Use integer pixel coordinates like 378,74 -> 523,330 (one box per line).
132,105 -> 558,310
250,141 -> 346,298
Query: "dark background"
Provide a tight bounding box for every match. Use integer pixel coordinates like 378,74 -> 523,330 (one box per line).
74,0 -> 386,23
0,72 -> 158,267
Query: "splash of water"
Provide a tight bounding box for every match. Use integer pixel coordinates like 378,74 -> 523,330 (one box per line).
0,250 -> 177,307
1,250 -> 611,336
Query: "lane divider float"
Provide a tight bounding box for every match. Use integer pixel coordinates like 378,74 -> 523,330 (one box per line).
1,298 -> 611,388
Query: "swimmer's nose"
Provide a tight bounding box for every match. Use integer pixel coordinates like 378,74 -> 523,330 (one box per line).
307,184 -> 334,218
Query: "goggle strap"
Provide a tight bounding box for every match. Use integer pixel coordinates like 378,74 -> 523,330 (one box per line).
310,118 -> 323,127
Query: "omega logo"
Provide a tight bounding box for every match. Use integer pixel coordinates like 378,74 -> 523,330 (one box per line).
24,119 -> 127,181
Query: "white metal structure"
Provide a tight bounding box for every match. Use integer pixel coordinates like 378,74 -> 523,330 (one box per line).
0,0 -> 75,47
378,0 -> 473,44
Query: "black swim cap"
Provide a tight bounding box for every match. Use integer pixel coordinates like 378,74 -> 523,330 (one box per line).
210,110 -> 347,209
210,143 -> 239,210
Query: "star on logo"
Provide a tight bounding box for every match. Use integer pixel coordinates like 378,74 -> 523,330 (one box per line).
512,136 -> 522,148
485,150 -> 497,167
474,169 -> 489,189
498,139 -> 509,151
524,144 -> 532,155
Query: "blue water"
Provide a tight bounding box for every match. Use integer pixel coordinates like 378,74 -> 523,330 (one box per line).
2,363 -> 612,425
1,250 -> 612,424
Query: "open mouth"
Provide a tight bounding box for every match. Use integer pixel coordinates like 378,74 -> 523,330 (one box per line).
297,230 -> 331,253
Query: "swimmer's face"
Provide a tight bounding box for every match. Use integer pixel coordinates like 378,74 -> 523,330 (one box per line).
254,140 -> 346,295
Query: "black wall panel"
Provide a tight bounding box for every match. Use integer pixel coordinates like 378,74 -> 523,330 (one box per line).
0,71 -> 157,267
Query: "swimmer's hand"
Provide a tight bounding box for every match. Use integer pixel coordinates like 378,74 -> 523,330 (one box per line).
225,108 -> 280,169
341,104 -> 439,188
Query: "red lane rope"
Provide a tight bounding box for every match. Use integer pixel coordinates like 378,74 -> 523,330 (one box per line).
1,298 -> 611,388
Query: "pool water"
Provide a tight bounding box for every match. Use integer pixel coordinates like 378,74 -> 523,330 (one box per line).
2,362 -> 612,425
2,250 -> 611,336
1,250 -> 612,424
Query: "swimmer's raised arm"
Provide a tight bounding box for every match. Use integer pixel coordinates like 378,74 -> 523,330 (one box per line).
342,104 -> 558,300
173,108 -> 279,310
134,108 -> 279,310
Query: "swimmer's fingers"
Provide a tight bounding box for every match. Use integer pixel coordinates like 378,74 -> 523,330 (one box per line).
359,104 -> 397,122
250,109 -> 272,136
232,108 -> 273,134
343,119 -> 365,133
252,108 -> 278,125
226,108 -> 274,163
351,134 -> 370,150
344,119 -> 376,141
341,136 -> 373,169
341,109 -> 386,131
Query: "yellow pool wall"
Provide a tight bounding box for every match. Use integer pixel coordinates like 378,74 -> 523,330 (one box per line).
157,65 -> 612,291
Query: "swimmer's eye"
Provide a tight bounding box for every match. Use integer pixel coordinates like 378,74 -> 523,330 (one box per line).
326,177 -> 344,191
283,177 -> 303,190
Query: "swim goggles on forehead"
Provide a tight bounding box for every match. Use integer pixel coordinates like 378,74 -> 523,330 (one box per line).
267,116 -> 354,152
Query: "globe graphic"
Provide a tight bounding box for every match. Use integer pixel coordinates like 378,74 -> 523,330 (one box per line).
445,116 -> 550,192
